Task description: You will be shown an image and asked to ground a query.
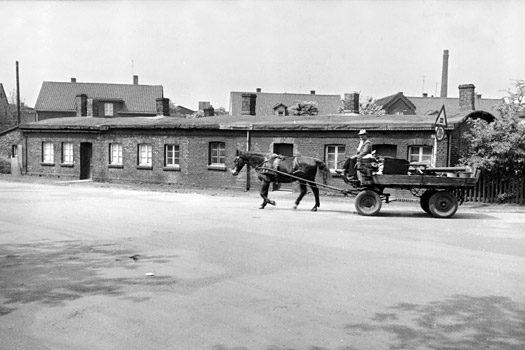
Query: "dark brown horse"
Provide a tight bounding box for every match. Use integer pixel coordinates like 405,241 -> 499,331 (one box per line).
230,150 -> 330,211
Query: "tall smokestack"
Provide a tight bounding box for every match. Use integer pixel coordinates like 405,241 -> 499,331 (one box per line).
440,49 -> 449,98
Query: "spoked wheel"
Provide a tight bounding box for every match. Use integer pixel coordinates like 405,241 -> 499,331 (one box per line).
355,190 -> 382,216
420,190 -> 436,214
428,191 -> 458,218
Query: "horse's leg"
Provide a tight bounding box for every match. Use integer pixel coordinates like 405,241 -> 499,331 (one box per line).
309,182 -> 320,212
259,181 -> 276,209
293,181 -> 308,210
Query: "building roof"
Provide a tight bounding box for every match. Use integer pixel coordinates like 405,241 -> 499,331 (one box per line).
34,81 -> 164,113
408,96 -> 502,115
20,110 -> 484,133
375,92 -> 416,111
229,91 -> 341,116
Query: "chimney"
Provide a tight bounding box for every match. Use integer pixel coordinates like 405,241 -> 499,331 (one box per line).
458,84 -> 476,111
422,93 -> 428,97
440,49 -> 449,98
256,88 -> 262,93
310,90 -> 316,95
75,94 -> 87,117
343,92 -> 360,114
133,75 -> 139,85
71,78 -> 76,83
199,101 -> 211,111
156,98 -> 170,116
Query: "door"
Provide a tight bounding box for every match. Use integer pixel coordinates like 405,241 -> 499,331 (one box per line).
80,142 -> 92,180
272,143 -> 294,191
373,144 -> 398,159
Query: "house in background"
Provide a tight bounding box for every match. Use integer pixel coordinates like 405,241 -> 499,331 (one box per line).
34,76 -> 169,121
376,86 -> 502,117
229,88 -> 342,116
0,83 -> 13,128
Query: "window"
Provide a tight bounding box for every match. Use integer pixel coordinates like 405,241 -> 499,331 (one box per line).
109,143 -> 123,165
138,144 -> 152,166
209,142 -> 225,165
409,146 -> 433,163
104,103 -> 114,116
62,142 -> 74,163
325,145 -> 346,171
165,144 -> 180,167
42,142 -> 54,163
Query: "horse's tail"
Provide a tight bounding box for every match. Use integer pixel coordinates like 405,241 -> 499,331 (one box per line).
314,158 -> 330,185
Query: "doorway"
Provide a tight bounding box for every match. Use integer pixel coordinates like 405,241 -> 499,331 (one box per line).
80,142 -> 92,180
272,143 -> 294,191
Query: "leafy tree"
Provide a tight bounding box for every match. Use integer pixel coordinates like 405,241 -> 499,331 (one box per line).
460,80 -> 525,177
289,101 -> 319,116
337,96 -> 385,115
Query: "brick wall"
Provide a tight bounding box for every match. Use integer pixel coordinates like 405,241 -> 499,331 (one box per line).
21,126 -> 464,189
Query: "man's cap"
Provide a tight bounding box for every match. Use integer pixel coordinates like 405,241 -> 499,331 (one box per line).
358,129 -> 367,135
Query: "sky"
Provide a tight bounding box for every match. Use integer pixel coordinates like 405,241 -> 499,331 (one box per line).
1,0 -> 525,110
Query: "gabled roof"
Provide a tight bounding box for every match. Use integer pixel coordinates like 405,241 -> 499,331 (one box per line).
408,96 -> 502,115
230,91 -> 341,115
375,92 -> 416,111
35,81 -> 164,113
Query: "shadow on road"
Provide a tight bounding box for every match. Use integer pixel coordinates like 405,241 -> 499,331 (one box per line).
0,241 -> 178,316
345,294 -> 525,350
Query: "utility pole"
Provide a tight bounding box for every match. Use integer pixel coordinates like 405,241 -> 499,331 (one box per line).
16,61 -> 21,125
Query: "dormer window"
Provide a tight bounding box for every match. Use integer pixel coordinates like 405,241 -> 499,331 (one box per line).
273,103 -> 288,116
104,103 -> 114,116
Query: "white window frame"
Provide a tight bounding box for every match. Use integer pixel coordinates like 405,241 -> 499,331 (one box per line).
325,144 -> 346,172
104,103 -> 114,116
408,146 -> 433,164
209,142 -> 225,165
109,143 -> 123,165
165,144 -> 180,167
42,142 -> 54,163
138,144 -> 152,166
62,142 -> 74,164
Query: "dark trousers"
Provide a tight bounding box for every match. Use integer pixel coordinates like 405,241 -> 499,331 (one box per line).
343,157 -> 358,177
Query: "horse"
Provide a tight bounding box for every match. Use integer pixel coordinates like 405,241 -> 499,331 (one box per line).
230,150 -> 330,211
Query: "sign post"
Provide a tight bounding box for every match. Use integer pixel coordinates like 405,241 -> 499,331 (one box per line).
435,105 -> 447,141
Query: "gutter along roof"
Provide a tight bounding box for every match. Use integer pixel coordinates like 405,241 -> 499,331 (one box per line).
19,112 -> 475,133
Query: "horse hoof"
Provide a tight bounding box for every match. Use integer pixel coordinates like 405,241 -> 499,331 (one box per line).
293,205 -> 298,210
269,200 -> 276,206
311,207 -> 318,212
259,206 -> 265,209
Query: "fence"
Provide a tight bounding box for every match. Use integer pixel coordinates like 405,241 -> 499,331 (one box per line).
464,171 -> 525,205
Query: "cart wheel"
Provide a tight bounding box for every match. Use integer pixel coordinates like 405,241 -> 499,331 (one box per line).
428,191 -> 458,218
420,190 -> 436,214
355,190 -> 382,216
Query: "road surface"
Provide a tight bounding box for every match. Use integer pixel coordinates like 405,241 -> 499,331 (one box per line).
1,179 -> 524,350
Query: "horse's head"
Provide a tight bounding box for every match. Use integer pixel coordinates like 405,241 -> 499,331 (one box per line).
230,155 -> 246,176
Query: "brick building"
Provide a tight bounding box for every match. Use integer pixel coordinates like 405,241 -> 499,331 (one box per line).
34,76 -> 168,121
19,84 -> 495,190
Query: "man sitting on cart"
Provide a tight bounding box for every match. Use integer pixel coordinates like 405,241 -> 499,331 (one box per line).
343,129 -> 372,180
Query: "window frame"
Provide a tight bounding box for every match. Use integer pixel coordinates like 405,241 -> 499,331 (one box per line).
408,145 -> 433,164
164,144 -> 180,170
42,142 -> 54,164
137,143 -> 153,168
325,144 -> 346,172
104,103 -> 114,116
109,143 -> 123,166
208,142 -> 226,170
61,142 -> 74,164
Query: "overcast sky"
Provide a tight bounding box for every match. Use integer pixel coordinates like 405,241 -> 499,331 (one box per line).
1,0 -> 524,110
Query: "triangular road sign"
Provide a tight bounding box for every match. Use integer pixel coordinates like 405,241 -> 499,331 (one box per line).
435,105 -> 447,127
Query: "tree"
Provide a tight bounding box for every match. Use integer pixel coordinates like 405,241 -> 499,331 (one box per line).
337,96 -> 386,115
460,80 -> 525,177
289,101 -> 319,116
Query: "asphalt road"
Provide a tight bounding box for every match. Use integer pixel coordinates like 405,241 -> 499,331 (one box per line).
0,179 -> 524,350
